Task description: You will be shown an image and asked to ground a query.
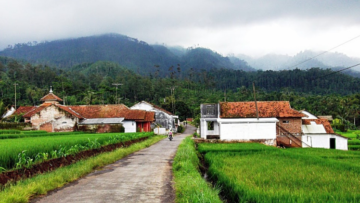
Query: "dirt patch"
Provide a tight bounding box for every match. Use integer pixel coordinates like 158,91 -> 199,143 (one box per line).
0,137 -> 149,186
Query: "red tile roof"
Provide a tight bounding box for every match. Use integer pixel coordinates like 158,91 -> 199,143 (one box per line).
14,106 -> 37,115
40,93 -> 63,102
23,103 -> 52,118
144,111 -> 155,122
302,119 -> 334,134
220,101 -> 305,118
22,104 -> 154,122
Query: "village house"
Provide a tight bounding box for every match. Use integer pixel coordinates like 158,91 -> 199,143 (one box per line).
200,101 -> 347,150
130,101 -> 179,132
14,89 -> 154,133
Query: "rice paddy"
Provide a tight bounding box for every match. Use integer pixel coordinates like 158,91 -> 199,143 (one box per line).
199,142 -> 360,202
0,132 -> 153,170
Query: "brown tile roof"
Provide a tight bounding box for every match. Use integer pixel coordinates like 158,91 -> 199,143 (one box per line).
23,103 -> 52,118
14,106 -> 37,115
220,101 -> 305,118
23,104 -> 154,122
302,119 -> 334,134
144,111 -> 155,122
40,93 -> 63,102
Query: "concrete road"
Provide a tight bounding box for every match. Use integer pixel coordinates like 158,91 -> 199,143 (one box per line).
32,125 -> 196,203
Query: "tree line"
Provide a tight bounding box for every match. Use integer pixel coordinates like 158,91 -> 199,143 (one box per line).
1,57 -> 360,128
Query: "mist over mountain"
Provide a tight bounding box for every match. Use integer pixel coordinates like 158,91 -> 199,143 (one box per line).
242,50 -> 360,71
0,33 -> 255,75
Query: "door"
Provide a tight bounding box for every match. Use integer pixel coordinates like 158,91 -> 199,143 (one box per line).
330,138 -> 336,149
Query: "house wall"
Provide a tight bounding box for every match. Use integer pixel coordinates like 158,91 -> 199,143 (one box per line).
122,120 -> 136,133
31,105 -> 77,132
220,122 -> 277,141
302,134 -> 348,150
277,118 -> 302,135
131,102 -> 176,131
200,118 -> 219,138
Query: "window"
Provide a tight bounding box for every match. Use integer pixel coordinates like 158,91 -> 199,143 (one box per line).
207,121 -> 214,130
206,105 -> 215,115
283,120 -> 289,124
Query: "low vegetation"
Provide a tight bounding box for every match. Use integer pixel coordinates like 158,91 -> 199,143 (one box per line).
173,137 -> 222,203
0,132 -> 153,170
0,135 -> 165,203
199,143 -> 360,202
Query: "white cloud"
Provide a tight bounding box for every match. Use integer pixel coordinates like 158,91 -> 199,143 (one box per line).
0,0 -> 359,58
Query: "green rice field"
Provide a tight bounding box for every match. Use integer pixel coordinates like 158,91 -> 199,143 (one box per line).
335,129 -> 360,150
0,132 -> 153,170
198,143 -> 360,202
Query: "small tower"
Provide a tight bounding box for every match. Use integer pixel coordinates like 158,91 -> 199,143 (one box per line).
40,86 -> 63,104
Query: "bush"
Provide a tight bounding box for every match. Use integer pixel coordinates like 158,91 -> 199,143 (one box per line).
177,125 -> 185,133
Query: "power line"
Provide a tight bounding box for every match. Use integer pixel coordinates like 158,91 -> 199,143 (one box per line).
311,63 -> 360,80
287,34 -> 360,70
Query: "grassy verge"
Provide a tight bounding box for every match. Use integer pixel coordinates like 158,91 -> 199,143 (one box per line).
0,135 -> 165,203
173,136 -> 222,203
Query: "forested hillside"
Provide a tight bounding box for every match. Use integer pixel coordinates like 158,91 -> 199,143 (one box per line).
1,57 -> 360,128
0,34 -> 254,75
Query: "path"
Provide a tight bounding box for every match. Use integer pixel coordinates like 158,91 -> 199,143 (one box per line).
32,125 -> 196,203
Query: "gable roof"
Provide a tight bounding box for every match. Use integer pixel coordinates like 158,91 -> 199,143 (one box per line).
14,106 -> 37,115
302,119 -> 334,134
40,93 -> 63,102
22,103 -> 154,122
220,101 -> 306,118
137,101 -> 173,115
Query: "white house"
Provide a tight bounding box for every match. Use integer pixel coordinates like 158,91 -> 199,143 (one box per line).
200,101 -> 305,146
200,102 -> 348,150
130,101 -> 179,132
301,111 -> 348,150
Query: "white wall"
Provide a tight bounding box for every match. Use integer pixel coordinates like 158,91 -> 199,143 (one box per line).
220,122 -> 277,140
302,134 -> 348,150
154,128 -> 166,135
122,120 -> 136,133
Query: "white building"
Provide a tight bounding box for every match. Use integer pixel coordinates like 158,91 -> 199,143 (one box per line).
301,111 -> 348,150
130,101 -> 179,132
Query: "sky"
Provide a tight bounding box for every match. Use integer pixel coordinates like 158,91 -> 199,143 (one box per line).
1,0 -> 360,58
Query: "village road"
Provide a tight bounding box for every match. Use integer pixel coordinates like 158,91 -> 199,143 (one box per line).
32,125 -> 196,203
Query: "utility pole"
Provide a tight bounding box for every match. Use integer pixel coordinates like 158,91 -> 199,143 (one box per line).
253,82 -> 259,120
112,83 -> 123,104
167,86 -> 176,114
14,83 -> 18,110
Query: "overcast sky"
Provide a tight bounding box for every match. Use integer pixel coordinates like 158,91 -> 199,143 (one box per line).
1,0 -> 359,58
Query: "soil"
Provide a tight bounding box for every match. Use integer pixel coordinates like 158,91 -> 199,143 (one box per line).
0,137 -> 148,186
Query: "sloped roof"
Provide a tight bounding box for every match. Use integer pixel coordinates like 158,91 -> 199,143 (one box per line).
317,115 -> 333,121
220,101 -> 306,118
14,106 -> 37,115
40,93 -> 63,102
144,111 -> 155,122
22,104 -> 154,122
23,103 -> 52,118
302,119 -> 334,134
137,101 -> 173,115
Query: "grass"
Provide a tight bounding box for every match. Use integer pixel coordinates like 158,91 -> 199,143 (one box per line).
0,132 -> 153,170
173,137 -> 222,203
335,129 -> 360,139
0,135 -> 165,203
200,142 -> 360,202
0,131 -> 84,139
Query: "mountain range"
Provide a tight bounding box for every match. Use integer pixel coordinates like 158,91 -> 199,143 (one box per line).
0,33 -> 359,75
